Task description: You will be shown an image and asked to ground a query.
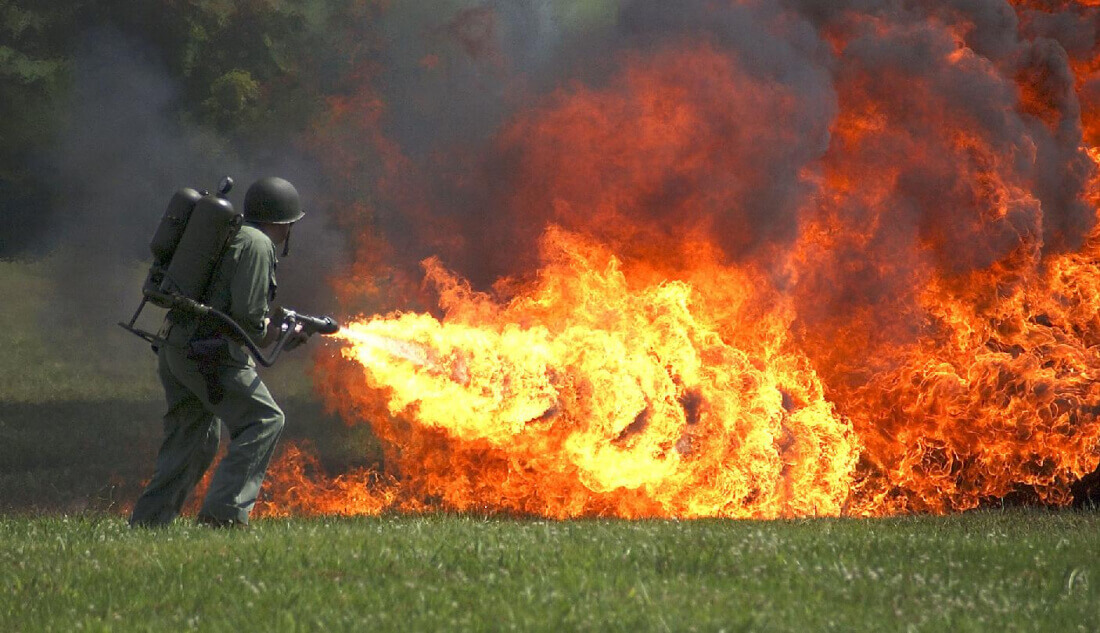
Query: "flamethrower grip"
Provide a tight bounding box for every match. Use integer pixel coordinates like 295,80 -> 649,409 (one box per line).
144,290 -> 340,367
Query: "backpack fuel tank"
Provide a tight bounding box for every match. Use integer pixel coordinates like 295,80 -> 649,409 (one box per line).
149,188 -> 202,269
141,178 -> 241,308
121,178 -> 241,342
155,193 -> 242,303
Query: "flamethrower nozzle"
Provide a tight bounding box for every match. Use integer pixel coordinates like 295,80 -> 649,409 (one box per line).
279,309 -> 340,336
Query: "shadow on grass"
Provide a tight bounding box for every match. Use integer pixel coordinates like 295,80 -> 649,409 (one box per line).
0,396 -> 380,515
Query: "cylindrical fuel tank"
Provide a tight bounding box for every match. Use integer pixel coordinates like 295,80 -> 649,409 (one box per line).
158,194 -> 241,301
149,188 -> 202,266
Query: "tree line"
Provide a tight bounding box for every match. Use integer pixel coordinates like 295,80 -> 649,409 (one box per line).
0,0 -> 376,257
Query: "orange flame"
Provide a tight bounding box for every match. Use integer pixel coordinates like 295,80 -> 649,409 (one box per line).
263,2 -> 1100,519
324,228 -> 858,519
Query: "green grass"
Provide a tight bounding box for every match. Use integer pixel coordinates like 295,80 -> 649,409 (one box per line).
2,510 -> 1099,632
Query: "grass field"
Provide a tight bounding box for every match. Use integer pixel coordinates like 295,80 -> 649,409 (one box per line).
2,510 -> 1099,632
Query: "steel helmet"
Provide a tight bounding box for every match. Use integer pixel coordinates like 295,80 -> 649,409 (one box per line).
243,177 -> 305,224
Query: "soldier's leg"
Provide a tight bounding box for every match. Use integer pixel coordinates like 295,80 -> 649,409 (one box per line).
202,376 -> 284,524
161,348 -> 285,524
130,348 -> 221,527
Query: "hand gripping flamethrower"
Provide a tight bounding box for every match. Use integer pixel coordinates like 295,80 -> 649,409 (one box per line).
118,176 -> 340,367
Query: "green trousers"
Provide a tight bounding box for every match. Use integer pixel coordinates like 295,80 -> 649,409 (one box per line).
130,344 -> 285,527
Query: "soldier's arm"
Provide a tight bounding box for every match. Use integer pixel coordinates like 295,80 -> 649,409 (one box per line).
229,239 -> 275,345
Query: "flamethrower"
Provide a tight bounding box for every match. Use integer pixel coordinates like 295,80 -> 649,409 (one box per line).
126,290 -> 340,366
119,176 -> 340,367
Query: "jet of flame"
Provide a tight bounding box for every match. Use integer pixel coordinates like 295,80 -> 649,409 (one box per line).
324,228 -> 859,519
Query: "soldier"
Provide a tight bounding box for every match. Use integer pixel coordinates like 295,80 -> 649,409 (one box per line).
130,177 -> 306,529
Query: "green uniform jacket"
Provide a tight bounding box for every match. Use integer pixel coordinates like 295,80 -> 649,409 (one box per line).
165,224 -> 277,356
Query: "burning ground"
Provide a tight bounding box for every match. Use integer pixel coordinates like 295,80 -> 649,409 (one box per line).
255,0 -> 1100,519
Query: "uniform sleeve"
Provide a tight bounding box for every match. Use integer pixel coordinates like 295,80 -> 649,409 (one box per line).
230,238 -> 275,344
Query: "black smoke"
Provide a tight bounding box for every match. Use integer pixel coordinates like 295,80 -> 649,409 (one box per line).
329,0 -> 1096,296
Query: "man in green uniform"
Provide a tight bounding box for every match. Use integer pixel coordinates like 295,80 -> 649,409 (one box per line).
130,177 -> 306,528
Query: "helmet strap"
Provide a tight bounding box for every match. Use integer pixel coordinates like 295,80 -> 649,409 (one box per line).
282,225 -> 292,257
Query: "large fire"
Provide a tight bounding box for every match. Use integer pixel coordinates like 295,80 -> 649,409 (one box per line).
259,1 -> 1100,519
324,227 -> 859,519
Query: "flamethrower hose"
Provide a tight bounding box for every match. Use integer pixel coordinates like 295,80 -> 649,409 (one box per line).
146,291 -> 337,367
